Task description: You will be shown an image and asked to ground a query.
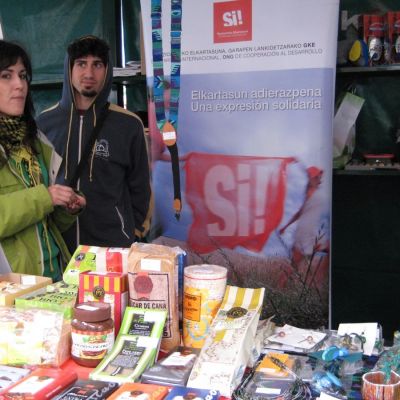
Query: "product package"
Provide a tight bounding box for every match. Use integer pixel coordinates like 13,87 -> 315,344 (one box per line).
384,11 -> 400,64
53,379 -> 119,400
46,281 -> 79,296
0,368 -> 77,400
265,325 -> 327,353
0,365 -> 30,391
71,302 -> 115,368
90,334 -> 161,384
164,386 -> 220,400
118,307 -> 167,364
79,271 -> 129,334
64,245 -> 130,285
0,307 -> 65,366
107,382 -> 169,400
15,288 -> 77,319
127,243 -> 180,352
119,307 -> 167,337
363,14 -> 385,65
234,353 -> 315,399
183,264 -> 227,348
234,376 -> 295,400
187,286 -> 265,397
0,273 -> 52,306
141,346 -> 200,387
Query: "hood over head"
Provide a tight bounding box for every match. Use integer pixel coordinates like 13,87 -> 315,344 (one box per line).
59,36 -> 113,114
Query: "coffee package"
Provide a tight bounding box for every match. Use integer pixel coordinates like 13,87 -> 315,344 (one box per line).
187,285 -> 265,397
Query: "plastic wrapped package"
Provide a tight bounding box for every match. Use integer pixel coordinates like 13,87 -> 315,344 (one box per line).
127,243 -> 180,352
233,354 -> 313,400
187,286 -> 265,397
0,365 -> 30,391
0,307 -> 65,366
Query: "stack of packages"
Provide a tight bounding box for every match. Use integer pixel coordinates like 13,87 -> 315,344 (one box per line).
0,242 -> 268,399
0,275 -> 79,398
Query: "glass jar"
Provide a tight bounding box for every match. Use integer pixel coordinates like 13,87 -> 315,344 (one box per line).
71,301 -> 114,367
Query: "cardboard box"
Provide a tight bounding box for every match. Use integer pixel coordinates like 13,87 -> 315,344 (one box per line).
15,287 -> 77,319
79,271 -> 128,335
0,273 -> 52,306
64,245 -> 130,285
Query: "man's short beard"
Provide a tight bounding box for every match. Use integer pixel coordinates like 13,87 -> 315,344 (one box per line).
81,90 -> 97,98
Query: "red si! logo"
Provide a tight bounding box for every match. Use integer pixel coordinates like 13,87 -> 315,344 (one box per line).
185,153 -> 293,253
214,0 -> 252,44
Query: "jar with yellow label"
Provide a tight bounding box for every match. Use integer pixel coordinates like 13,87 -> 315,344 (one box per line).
71,301 -> 114,367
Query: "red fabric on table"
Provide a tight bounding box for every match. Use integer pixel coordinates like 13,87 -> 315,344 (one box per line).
61,358 -> 92,380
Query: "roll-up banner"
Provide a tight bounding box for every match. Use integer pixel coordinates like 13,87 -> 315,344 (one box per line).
141,0 -> 339,328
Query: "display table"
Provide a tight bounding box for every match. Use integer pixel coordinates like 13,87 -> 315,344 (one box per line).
61,358 -> 92,379
60,356 -> 373,399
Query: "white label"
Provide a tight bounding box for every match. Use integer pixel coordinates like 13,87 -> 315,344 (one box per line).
20,275 -> 37,285
77,304 -> 98,311
162,130 -> 176,141
214,318 -> 245,330
108,247 -> 127,253
9,376 -> 55,394
71,331 -> 114,358
144,312 -> 165,322
256,387 -> 281,394
161,352 -> 195,366
137,336 -> 159,348
140,259 -> 161,271
319,392 -> 343,400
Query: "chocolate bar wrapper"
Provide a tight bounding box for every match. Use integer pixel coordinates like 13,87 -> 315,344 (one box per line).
90,335 -> 161,384
0,368 -> 77,400
141,346 -> 199,387
107,382 -> 169,400
53,379 -> 119,400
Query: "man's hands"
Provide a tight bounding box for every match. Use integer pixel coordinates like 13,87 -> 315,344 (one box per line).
48,184 -> 86,213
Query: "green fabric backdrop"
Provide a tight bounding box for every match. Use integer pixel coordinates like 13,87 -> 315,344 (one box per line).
0,0 -> 147,115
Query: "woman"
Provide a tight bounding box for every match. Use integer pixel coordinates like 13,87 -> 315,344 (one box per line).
0,40 -> 86,281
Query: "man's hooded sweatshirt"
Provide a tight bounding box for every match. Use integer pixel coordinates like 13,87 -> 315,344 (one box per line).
36,53 -> 151,252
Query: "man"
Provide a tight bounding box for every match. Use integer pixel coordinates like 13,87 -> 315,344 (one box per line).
37,36 -> 151,252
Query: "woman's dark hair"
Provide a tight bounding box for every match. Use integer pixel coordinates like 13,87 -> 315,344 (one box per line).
0,40 -> 37,148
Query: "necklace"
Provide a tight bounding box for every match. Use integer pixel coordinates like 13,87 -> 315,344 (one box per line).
151,0 -> 182,219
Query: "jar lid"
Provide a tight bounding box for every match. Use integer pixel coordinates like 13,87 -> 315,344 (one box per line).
73,301 -> 111,322
184,264 -> 227,280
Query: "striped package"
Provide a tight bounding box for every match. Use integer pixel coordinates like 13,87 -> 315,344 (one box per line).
79,271 -> 128,335
187,285 -> 265,397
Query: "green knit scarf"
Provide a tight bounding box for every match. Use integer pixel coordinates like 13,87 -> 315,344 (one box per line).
0,116 -> 27,167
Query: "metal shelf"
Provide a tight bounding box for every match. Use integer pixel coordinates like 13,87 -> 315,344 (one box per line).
333,168 -> 400,176
337,65 -> 400,74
